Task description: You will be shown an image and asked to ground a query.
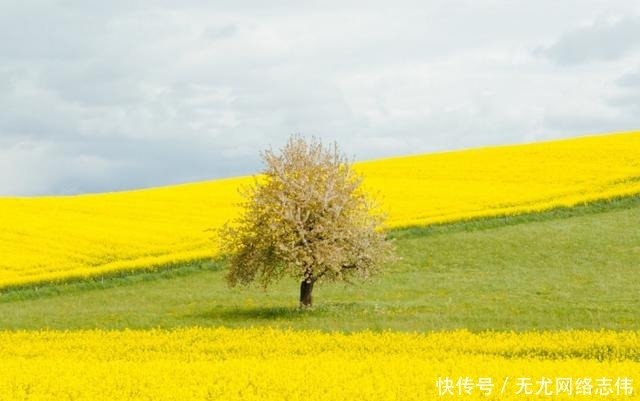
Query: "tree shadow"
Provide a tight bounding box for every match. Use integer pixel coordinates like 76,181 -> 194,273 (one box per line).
191,305 -> 309,321
190,302 -> 365,322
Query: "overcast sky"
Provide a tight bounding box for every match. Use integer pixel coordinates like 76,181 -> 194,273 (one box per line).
1,0 -> 639,195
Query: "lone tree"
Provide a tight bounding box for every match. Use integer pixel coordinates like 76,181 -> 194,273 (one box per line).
220,135 -> 395,307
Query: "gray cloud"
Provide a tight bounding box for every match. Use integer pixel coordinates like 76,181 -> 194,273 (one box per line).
1,0 -> 639,195
617,67 -> 640,87
608,93 -> 640,112
534,16 -> 640,65
605,66 -> 640,115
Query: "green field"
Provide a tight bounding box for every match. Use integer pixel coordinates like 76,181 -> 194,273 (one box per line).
1,196 -> 639,331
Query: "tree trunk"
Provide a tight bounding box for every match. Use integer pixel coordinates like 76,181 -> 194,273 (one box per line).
299,280 -> 314,307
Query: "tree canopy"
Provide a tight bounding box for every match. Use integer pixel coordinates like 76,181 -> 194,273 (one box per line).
220,135 -> 395,306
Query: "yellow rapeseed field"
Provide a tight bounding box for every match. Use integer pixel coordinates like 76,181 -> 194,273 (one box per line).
1,131 -> 639,288
0,328 -> 637,400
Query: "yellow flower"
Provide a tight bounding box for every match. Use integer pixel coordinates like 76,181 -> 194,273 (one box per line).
0,328 -> 637,400
0,131 -> 639,288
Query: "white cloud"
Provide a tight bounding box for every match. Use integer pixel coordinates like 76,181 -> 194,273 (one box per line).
0,0 -> 639,195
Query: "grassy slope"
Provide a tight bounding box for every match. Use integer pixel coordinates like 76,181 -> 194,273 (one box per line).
1,196 -> 639,332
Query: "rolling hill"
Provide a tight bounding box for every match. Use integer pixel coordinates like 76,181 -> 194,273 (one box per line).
1,131 -> 639,289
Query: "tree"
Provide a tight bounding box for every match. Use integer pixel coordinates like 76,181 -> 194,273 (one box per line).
219,135 -> 395,307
